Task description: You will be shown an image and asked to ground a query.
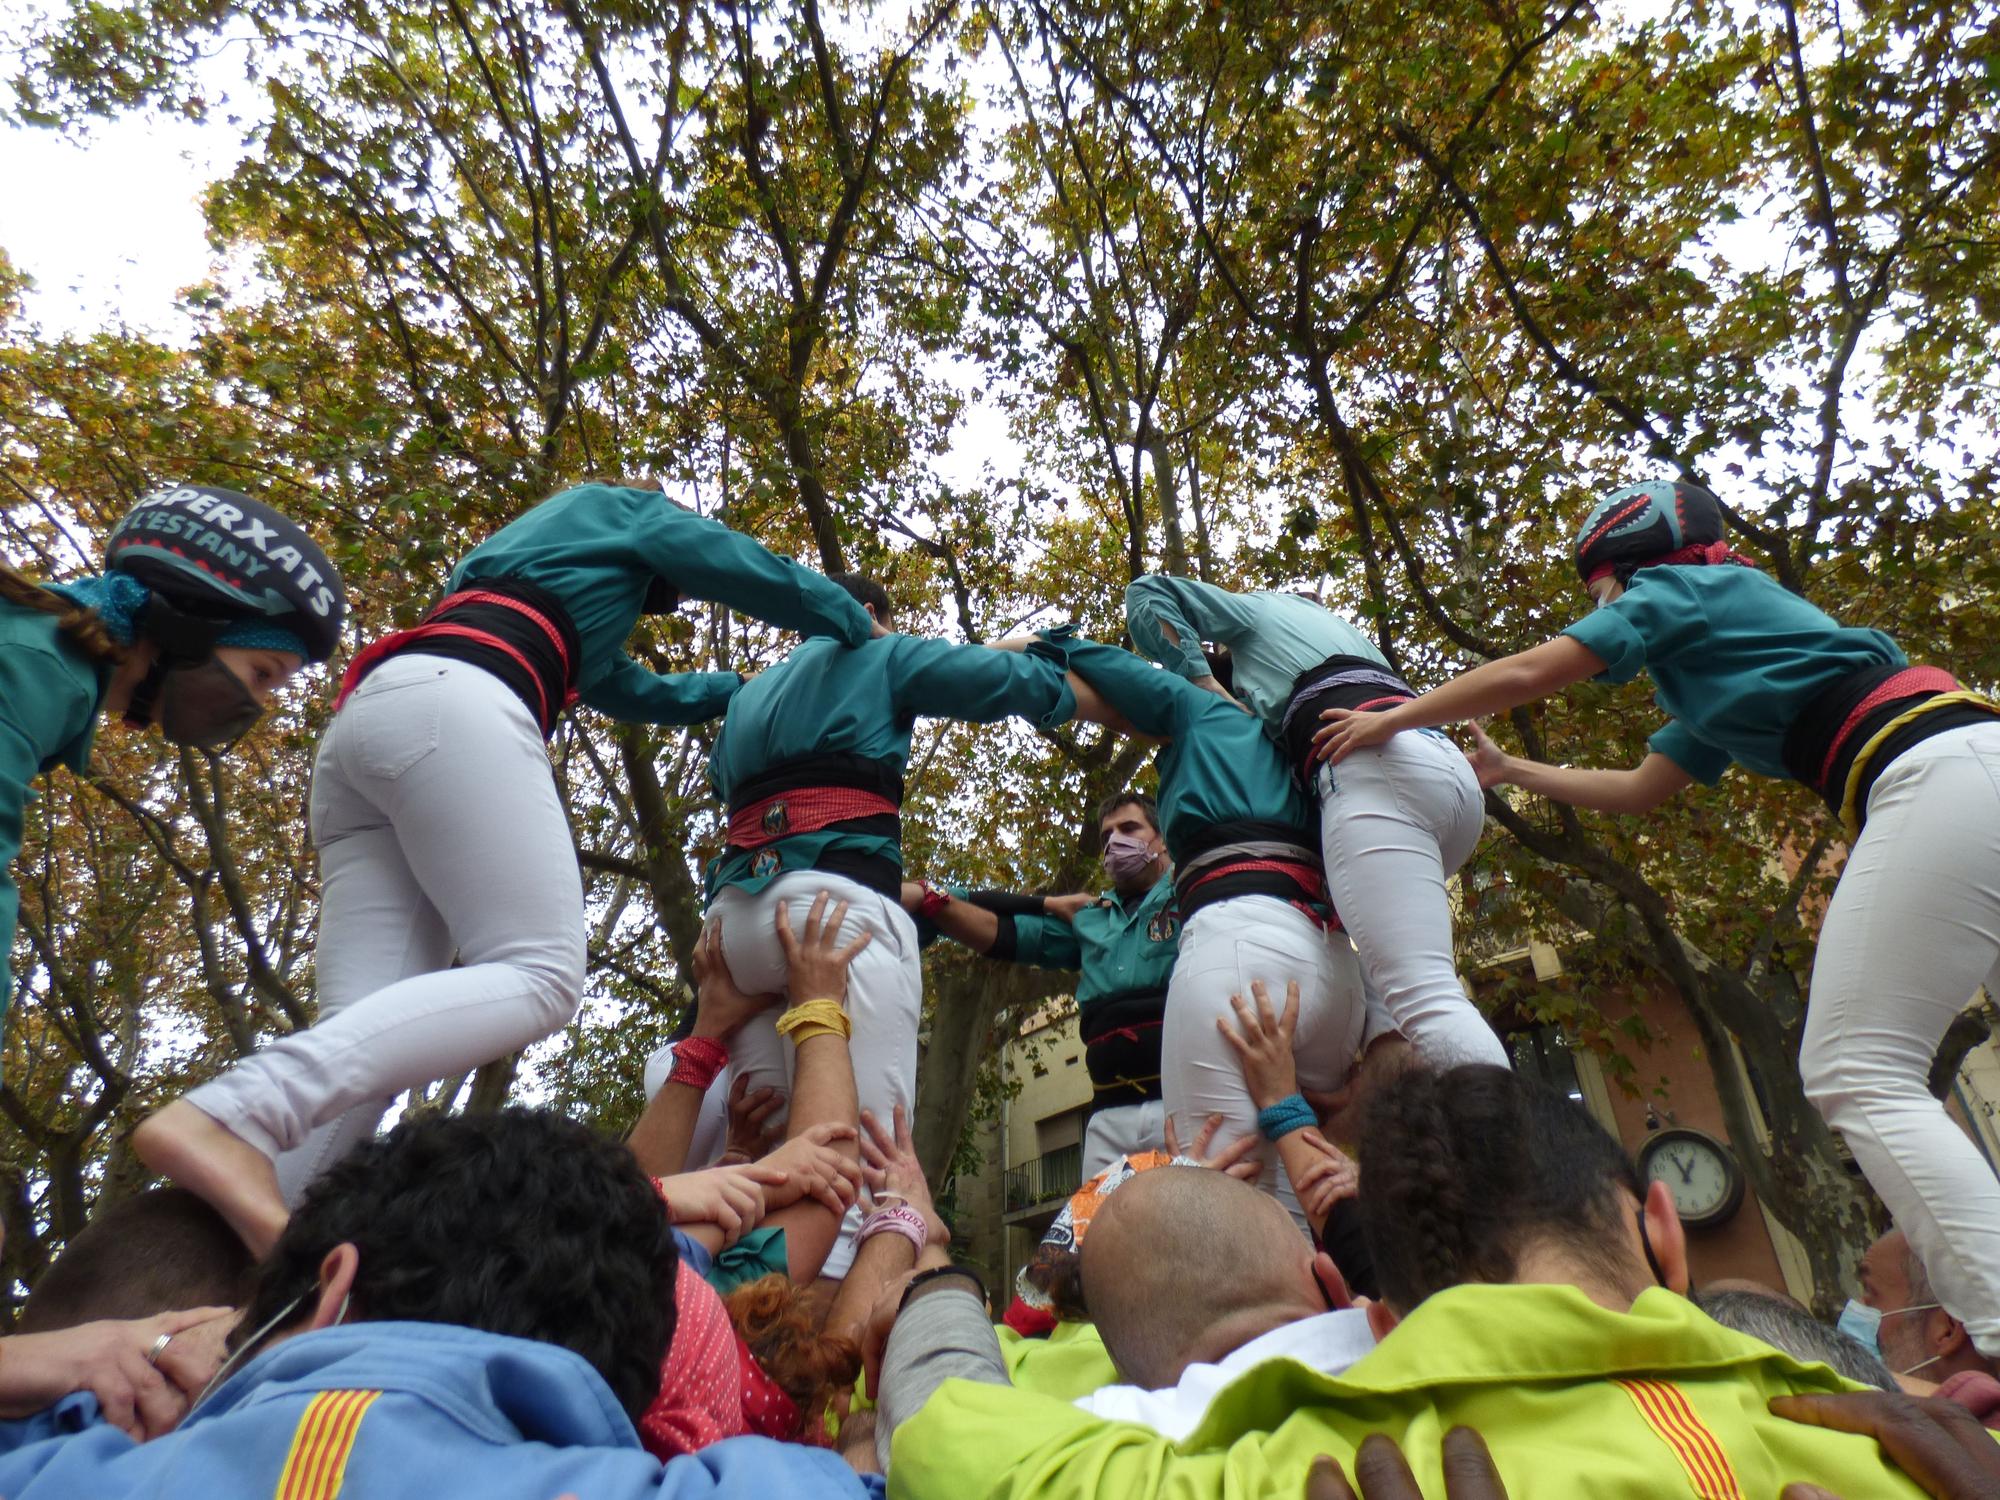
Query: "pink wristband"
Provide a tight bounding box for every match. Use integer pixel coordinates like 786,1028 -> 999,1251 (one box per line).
857,1201 -> 928,1255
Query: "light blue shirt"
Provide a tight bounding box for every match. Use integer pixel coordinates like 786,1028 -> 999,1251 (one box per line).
1124,576 -> 1385,733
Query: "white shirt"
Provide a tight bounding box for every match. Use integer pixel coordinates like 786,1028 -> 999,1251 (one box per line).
1073,1309 -> 1377,1440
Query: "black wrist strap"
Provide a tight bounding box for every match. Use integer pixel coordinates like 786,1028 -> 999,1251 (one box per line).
898,1263 -> 987,1314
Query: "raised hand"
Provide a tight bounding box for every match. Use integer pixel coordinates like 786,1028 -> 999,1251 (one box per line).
719,1073 -> 785,1165
1163,1111 -> 1262,1182
759,1121 -> 864,1216
656,1161 -> 787,1246
1216,978 -> 1303,1111
1464,721 -> 1514,791
776,891 -> 874,1003
1309,1428 -> 1510,1500
691,918 -> 781,1041
860,1104 -> 949,1248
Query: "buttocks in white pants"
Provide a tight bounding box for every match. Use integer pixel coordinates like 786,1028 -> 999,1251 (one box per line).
1162,894 -> 1364,1233
709,869 -> 922,1279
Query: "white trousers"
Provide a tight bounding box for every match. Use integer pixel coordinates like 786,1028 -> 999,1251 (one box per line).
185,654 -> 586,1202
1316,730 -> 1506,1068
710,870 -> 922,1278
1162,895 -> 1365,1231
1082,1100 -> 1167,1179
643,1041 -> 732,1171
1801,723 -> 2000,1356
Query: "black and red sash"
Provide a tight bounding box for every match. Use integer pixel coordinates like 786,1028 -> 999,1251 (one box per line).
724,754 -> 906,896
337,576 -> 581,737
1281,653 -> 1418,777
1079,989 -> 1168,1110
1172,819 -> 1334,928
1782,663 -> 2000,830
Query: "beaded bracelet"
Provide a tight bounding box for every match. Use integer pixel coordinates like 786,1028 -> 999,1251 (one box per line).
1256,1093 -> 1318,1142
776,998 -> 852,1045
667,1035 -> 729,1092
857,1201 -> 929,1256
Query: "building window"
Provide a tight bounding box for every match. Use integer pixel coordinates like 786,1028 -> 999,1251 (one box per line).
1508,1024 -> 1585,1105
1037,1105 -> 1086,1157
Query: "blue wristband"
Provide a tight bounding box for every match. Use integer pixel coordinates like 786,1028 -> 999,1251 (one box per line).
1257,1094 -> 1317,1142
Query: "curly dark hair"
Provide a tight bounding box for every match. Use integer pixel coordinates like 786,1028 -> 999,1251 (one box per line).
1358,1064 -> 1644,1313
234,1108 -> 678,1421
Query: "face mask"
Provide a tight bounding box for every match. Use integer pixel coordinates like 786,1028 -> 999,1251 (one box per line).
159,656 -> 267,750
1837,1297 -> 1945,1376
1102,830 -> 1159,882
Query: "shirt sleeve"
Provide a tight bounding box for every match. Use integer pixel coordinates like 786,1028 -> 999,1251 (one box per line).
1007,910 -> 1085,971
1558,571 -> 1710,685
1123,576 -> 1260,681
876,1286 -> 1010,1472
577,655 -> 741,725
1647,719 -> 1733,786
639,494 -> 873,647
1049,636 -> 1199,740
0,649 -> 94,1012
889,638 -> 1077,731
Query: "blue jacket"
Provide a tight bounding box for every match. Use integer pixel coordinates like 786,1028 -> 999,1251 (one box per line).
0,1320 -> 881,1499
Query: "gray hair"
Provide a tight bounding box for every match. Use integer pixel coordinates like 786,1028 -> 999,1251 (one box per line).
1696,1289 -> 1898,1392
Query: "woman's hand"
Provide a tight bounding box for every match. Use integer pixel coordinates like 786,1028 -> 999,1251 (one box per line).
1044,892 -> 1095,924
1311,706 -> 1403,766
1217,979 -> 1302,1111
657,1162 -> 786,1246
860,1104 -> 949,1248
1289,1129 -> 1361,1221
1464,722 -> 1516,791
759,1122 -> 864,1216
691,918 -> 781,1041
1164,1112 -> 1263,1182
776,891 -> 874,1003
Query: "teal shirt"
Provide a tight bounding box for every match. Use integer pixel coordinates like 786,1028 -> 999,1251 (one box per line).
1124,575 -> 1386,734
705,634 -> 1077,897
0,601 -> 105,1018
1560,566 -> 1904,783
452,484 -> 873,726
1008,876 -> 1181,1009
1052,635 -> 1313,859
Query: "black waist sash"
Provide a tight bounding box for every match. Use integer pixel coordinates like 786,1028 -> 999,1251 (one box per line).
1078,990 -> 1168,1111
1281,652 -> 1417,776
727,753 -> 905,897
1172,818 -> 1327,924
1781,663 -> 1998,830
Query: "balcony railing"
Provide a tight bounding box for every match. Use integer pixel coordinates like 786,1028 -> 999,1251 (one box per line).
1002,1142 -> 1082,1215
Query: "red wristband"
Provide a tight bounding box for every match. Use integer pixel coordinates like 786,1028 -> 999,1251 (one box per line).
918,881 -> 953,920
667,1035 -> 728,1091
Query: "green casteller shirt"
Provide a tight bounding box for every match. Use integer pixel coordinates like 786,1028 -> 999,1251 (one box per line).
704,634 -> 1076,899
999,877 -> 1181,1010
1124,575 -> 1386,735
890,1282 -> 1932,1500
1560,565 -> 1904,784
453,484 -> 874,726
0,601 -> 106,1020
1047,634 -> 1313,861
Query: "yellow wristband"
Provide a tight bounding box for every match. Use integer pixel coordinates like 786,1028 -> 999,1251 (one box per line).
788,1022 -> 848,1045
776,998 -> 851,1043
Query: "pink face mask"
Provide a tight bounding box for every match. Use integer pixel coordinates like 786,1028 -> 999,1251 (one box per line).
1102,830 -> 1159,882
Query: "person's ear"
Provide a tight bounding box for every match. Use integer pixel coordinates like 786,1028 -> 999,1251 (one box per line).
308,1243 -> 360,1331
1931,1311 -> 1971,1359
1365,1299 -> 1400,1343
1643,1180 -> 1691,1295
1312,1251 -> 1353,1311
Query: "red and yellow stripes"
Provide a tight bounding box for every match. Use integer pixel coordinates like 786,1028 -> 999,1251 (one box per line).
1614,1378 -> 1745,1500
275,1389 -> 381,1500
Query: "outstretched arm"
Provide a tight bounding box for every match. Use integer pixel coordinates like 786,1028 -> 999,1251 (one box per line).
1313,636 -> 1606,764
579,655 -> 742,726
640,493 -> 874,645
1466,725 -> 1692,815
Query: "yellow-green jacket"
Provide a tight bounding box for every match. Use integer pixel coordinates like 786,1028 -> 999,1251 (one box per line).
890,1283 -> 1930,1500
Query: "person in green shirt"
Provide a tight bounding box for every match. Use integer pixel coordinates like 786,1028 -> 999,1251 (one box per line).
1,483 -> 345,1030
138,483 -> 870,1257
912,789 -> 1180,1175
702,572 -> 1079,1278
1124,573 -> 1501,1070
1314,477 -> 2000,1365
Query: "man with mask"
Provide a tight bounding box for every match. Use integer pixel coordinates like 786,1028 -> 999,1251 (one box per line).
1846,1227 -> 2000,1424
908,791 -> 1179,1172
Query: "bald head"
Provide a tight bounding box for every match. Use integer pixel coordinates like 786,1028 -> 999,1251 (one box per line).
1080,1166 -> 1322,1389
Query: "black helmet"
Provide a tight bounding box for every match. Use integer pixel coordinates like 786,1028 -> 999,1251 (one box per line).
105,484 -> 345,662
1573,480 -> 1729,587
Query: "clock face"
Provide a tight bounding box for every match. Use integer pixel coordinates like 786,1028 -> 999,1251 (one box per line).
1642,1134 -> 1737,1222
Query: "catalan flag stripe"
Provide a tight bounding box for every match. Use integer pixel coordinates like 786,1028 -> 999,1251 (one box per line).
275,1389 -> 380,1500
1614,1378 -> 1743,1500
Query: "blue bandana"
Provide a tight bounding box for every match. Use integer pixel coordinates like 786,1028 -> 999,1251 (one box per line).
43,574 -> 309,661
